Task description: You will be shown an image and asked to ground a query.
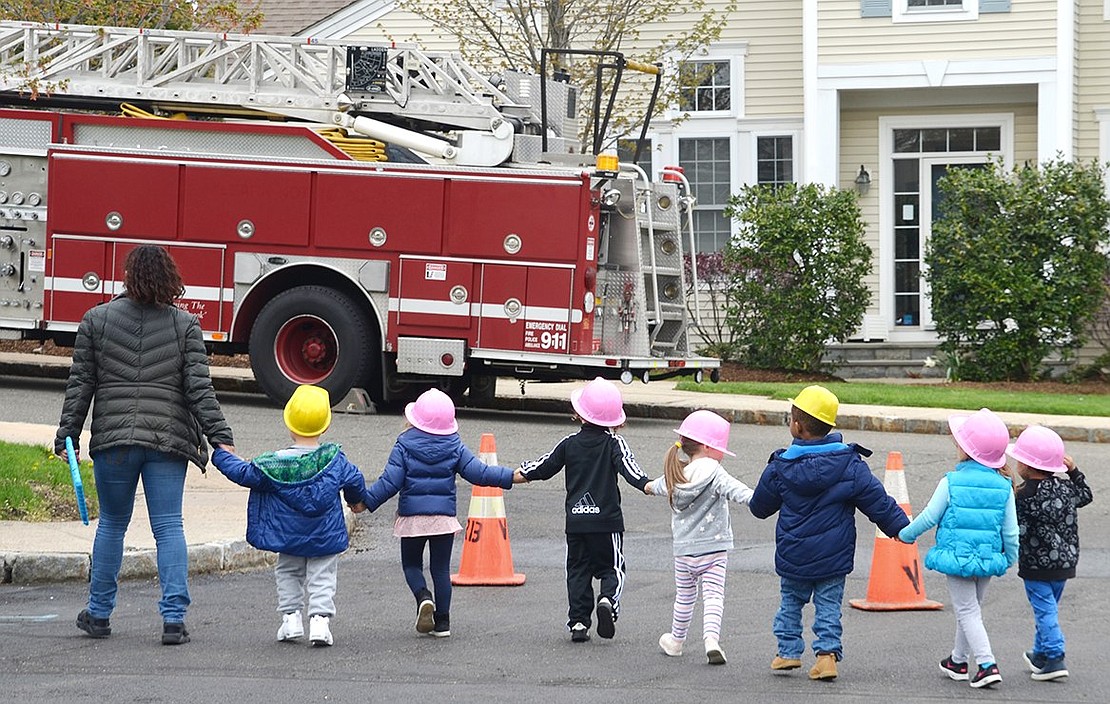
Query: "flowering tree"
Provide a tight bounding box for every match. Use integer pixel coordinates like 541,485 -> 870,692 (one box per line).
0,0 -> 262,32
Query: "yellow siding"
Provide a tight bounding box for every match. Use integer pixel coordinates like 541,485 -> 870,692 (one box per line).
347,8 -> 456,50
737,0 -> 803,117
819,0 -> 1058,63
840,100 -> 1038,320
1077,0 -> 1110,162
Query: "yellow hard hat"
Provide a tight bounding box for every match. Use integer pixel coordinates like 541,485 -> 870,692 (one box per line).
790,385 -> 838,427
283,385 -> 332,437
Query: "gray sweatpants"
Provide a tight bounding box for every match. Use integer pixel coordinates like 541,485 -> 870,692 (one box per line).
275,553 -> 340,617
947,574 -> 995,667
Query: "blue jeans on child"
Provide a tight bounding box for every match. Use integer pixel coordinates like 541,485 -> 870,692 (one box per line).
1024,579 -> 1067,659
773,575 -> 846,659
88,446 -> 190,623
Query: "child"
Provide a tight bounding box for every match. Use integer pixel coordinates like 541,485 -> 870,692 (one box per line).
898,407 -> 1018,689
355,387 -> 514,638
513,376 -> 650,643
645,410 -> 753,665
1009,425 -> 1093,682
749,385 -> 909,681
211,384 -> 369,647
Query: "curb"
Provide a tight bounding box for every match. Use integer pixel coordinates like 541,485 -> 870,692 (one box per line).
1,539 -> 275,585
0,356 -> 261,395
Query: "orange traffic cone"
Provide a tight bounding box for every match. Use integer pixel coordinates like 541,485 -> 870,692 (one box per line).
451,433 -> 526,586
849,451 -> 943,611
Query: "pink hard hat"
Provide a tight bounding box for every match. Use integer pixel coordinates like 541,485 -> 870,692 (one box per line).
948,408 -> 1009,469
1007,425 -> 1067,473
675,410 -> 735,457
570,377 -> 627,427
405,388 -> 459,435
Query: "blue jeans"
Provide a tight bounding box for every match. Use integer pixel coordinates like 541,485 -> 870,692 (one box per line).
1024,579 -> 1067,660
400,533 -> 455,615
89,446 -> 190,623
773,575 -> 846,659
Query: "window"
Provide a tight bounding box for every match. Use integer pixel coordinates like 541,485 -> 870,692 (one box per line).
678,61 -> 731,113
894,0 -> 978,22
756,136 -> 793,188
617,138 -> 653,180
893,126 -> 1001,153
679,137 -> 732,253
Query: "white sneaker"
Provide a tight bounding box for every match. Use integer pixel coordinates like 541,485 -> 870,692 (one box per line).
705,637 -> 726,665
276,611 -> 303,642
309,614 -> 333,647
658,633 -> 684,657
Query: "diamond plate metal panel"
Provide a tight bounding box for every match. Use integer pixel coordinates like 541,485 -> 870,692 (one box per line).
0,118 -> 52,154
397,336 -> 465,376
595,269 -> 649,356
72,124 -> 335,160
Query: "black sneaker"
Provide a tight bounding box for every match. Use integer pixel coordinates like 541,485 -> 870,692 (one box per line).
162,622 -> 190,645
415,589 -> 435,634
595,597 -> 615,639
76,609 -> 111,638
1031,657 -> 1068,681
570,623 -> 590,643
1023,650 -> 1046,674
939,656 -> 969,681
431,612 -> 450,638
970,663 -> 1002,688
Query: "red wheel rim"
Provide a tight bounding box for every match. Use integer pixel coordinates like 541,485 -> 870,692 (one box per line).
273,314 -> 339,384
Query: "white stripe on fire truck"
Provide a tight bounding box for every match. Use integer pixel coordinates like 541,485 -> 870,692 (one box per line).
389,298 -> 582,323
46,277 -> 234,302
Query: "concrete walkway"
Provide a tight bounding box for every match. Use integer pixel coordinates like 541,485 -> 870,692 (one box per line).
2,351 -> 1107,584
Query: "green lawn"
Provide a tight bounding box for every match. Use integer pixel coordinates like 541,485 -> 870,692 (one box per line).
0,441 -> 97,521
674,380 -> 1110,417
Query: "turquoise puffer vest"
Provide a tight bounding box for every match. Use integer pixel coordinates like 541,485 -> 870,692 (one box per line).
925,461 -> 1013,578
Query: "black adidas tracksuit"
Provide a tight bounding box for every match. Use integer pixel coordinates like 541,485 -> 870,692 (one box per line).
520,423 -> 650,631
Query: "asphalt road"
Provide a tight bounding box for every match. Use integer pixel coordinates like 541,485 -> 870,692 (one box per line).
1,376 -> 1109,703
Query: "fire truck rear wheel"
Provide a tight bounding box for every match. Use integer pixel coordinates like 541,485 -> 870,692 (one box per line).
249,285 -> 376,406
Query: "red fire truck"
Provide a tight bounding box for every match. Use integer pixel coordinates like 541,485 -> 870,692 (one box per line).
0,21 -> 718,407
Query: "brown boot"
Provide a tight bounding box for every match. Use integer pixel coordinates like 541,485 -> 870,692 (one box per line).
772,655 -> 802,671
809,652 -> 838,680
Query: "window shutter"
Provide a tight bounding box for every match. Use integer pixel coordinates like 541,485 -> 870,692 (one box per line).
861,0 -> 892,17
980,0 -> 1011,12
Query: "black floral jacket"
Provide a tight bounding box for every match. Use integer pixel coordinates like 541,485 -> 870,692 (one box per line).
1015,468 -> 1094,581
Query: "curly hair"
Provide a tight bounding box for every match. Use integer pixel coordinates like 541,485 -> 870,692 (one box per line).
123,245 -> 185,305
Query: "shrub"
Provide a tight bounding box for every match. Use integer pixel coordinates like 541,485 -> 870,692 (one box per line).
723,183 -> 872,372
926,159 -> 1110,381
683,250 -> 743,359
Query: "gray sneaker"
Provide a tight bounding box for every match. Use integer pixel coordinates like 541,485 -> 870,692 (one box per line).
1031,657 -> 1068,681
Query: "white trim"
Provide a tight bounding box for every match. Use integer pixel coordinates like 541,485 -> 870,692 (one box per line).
46,277 -> 233,302
1055,0 -> 1075,161
803,0 -> 820,184
817,57 -> 1056,88
893,0 -> 979,24
388,297 -> 583,323
1094,107 -> 1110,199
877,113 -> 1014,342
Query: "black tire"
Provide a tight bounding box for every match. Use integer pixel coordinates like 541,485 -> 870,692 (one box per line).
249,285 -> 375,406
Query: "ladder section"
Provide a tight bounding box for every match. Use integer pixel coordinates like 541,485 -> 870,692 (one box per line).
0,21 -> 530,134
637,179 -> 688,356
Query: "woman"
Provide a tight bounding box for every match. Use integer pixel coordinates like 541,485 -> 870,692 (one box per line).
55,244 -> 235,645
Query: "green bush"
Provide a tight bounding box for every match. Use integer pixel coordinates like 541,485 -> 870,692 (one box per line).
926,159 -> 1110,381
723,183 -> 872,372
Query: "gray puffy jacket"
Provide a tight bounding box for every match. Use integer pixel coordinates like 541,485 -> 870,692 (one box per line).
55,296 -> 234,470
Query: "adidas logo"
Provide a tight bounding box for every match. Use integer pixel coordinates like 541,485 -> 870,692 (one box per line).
571,492 -> 601,515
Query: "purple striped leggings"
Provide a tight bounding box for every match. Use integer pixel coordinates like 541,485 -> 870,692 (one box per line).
669,551 -> 728,642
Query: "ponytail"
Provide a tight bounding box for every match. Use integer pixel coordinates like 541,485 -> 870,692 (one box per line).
662,438 -> 701,508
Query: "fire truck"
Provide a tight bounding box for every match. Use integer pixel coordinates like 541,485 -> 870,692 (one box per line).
0,21 -> 719,407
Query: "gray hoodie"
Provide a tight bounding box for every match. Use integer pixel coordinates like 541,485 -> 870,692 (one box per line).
647,457 -> 754,557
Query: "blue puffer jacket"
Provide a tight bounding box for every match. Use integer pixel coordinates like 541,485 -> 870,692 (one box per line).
212,444 -> 368,557
749,433 -> 909,581
364,428 -> 514,516
926,462 -> 1015,578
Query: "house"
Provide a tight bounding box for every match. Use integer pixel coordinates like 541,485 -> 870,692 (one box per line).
272,0 -> 1110,375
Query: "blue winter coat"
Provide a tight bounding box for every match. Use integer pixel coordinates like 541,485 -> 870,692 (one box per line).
926,462 -> 1016,578
212,444 -> 368,557
749,433 -> 909,581
364,428 -> 514,516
